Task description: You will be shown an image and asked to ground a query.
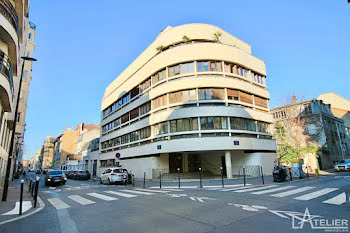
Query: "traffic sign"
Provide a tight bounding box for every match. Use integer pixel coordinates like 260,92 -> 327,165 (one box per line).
115,153 -> 121,159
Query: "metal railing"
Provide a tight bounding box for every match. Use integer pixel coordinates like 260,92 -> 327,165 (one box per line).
0,49 -> 14,89
0,0 -> 19,35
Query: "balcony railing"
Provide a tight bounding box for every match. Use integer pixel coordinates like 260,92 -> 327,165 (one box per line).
0,49 -> 14,90
0,0 -> 19,35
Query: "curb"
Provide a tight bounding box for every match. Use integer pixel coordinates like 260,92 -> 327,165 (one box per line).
0,195 -> 45,226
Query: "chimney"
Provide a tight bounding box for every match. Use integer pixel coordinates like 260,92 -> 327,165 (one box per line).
292,92 -> 298,104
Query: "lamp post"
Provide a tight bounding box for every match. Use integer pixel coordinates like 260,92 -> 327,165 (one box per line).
2,56 -> 36,202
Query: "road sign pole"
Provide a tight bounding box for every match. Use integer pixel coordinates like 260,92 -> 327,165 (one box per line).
19,180 -> 24,215
243,166 -> 246,186
199,168 -> 202,188
177,168 -> 180,189
220,167 -> 224,188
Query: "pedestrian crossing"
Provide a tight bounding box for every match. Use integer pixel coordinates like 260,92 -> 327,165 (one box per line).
46,188 -> 173,210
203,185 -> 347,206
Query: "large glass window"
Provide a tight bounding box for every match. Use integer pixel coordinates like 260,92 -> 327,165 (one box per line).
197,61 -> 209,72
140,127 -> 151,139
154,122 -> 168,135
170,118 -> 198,133
199,88 -> 224,100
210,61 -> 222,72
139,102 -> 151,115
169,65 -> 180,77
139,78 -> 151,93
230,118 -> 256,131
182,89 -> 196,102
181,62 -> 194,73
257,122 -> 269,133
152,69 -> 166,84
152,95 -> 167,109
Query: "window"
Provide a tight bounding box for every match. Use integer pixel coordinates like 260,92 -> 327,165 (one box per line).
121,113 -> 129,124
130,108 -> 139,120
152,69 -> 167,84
169,91 -> 182,104
227,89 -> 239,101
199,88 -> 224,100
20,90 -> 25,101
114,118 -> 121,128
122,93 -> 130,104
230,118 -> 256,131
139,78 -> 151,93
210,61 -> 222,72
139,102 -> 151,115
170,118 -> 198,132
200,117 -> 214,130
182,89 -> 196,102
224,62 -> 231,73
28,33 -> 32,39
130,131 -> 140,142
257,122 -> 269,133
239,91 -> 253,104
168,65 -> 180,77
152,95 -> 167,109
17,113 -> 21,122
254,96 -> 268,108
181,62 -> 194,73
154,122 -> 168,135
130,86 -> 140,99
140,127 -> 151,139
197,61 -> 209,72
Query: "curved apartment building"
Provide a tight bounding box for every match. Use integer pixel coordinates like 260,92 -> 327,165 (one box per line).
100,24 -> 276,179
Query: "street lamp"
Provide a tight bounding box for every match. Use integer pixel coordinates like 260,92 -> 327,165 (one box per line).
2,56 -> 37,202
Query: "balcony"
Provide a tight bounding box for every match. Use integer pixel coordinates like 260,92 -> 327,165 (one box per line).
0,49 -> 13,88
0,49 -> 13,112
0,0 -> 19,35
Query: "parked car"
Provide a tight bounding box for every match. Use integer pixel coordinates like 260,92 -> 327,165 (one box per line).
334,159 -> 350,172
35,169 -> 42,174
45,170 -> 67,186
67,170 -> 78,179
71,170 -> 84,180
100,168 -> 132,185
74,170 -> 90,180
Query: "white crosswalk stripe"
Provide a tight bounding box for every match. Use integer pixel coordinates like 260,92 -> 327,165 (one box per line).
86,193 -> 118,201
120,190 -> 154,195
159,189 -> 184,192
104,191 -> 137,198
48,198 -> 70,209
251,186 -> 295,195
68,195 -> 96,205
134,189 -> 170,193
294,188 -> 338,201
322,192 -> 346,205
270,186 -> 315,197
219,186 -> 256,192
234,185 -> 279,193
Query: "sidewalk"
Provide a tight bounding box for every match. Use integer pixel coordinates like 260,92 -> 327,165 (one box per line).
0,177 -> 43,224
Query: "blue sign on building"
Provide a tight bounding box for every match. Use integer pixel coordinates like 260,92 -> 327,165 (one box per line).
234,141 -> 239,146
157,145 -> 162,150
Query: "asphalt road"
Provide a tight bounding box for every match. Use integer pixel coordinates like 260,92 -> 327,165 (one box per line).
0,172 -> 349,233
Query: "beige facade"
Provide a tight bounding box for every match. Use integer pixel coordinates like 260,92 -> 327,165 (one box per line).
53,123 -> 100,170
0,0 -> 35,185
39,136 -> 55,168
100,24 -> 277,179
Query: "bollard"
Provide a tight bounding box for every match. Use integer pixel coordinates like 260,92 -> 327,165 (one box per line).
132,174 -> 135,187
299,167 -> 303,179
19,180 -> 24,215
199,168 -> 202,188
289,168 -> 293,181
33,177 -> 40,208
177,168 -> 180,188
159,171 -> 162,189
31,181 -> 35,197
29,179 -> 32,192
315,168 -> 320,177
243,166 -> 246,186
143,172 -> 146,189
306,166 -> 309,178
260,166 -> 265,185
220,167 -> 224,188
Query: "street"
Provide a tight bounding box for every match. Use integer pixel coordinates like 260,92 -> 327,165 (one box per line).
0,172 -> 349,233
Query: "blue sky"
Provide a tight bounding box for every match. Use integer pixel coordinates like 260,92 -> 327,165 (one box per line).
23,0 -> 350,159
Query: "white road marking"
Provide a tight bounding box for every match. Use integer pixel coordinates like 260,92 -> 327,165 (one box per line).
160,189 -> 184,192
322,192 -> 346,205
294,188 -> 338,201
203,184 -> 251,188
134,189 -> 170,193
219,186 -> 256,192
86,193 -> 118,201
270,186 -> 315,197
234,185 -> 278,193
48,198 -> 70,209
189,197 -> 216,203
169,194 -> 188,198
205,187 -> 223,191
120,190 -> 154,195
149,186 -> 197,189
68,195 -> 95,205
104,191 -> 137,198
251,186 -> 295,195
2,201 -> 32,215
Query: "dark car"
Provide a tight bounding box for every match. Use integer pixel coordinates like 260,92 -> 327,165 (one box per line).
74,170 -> 90,180
67,170 -> 77,179
71,170 -> 84,180
45,170 -> 67,186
